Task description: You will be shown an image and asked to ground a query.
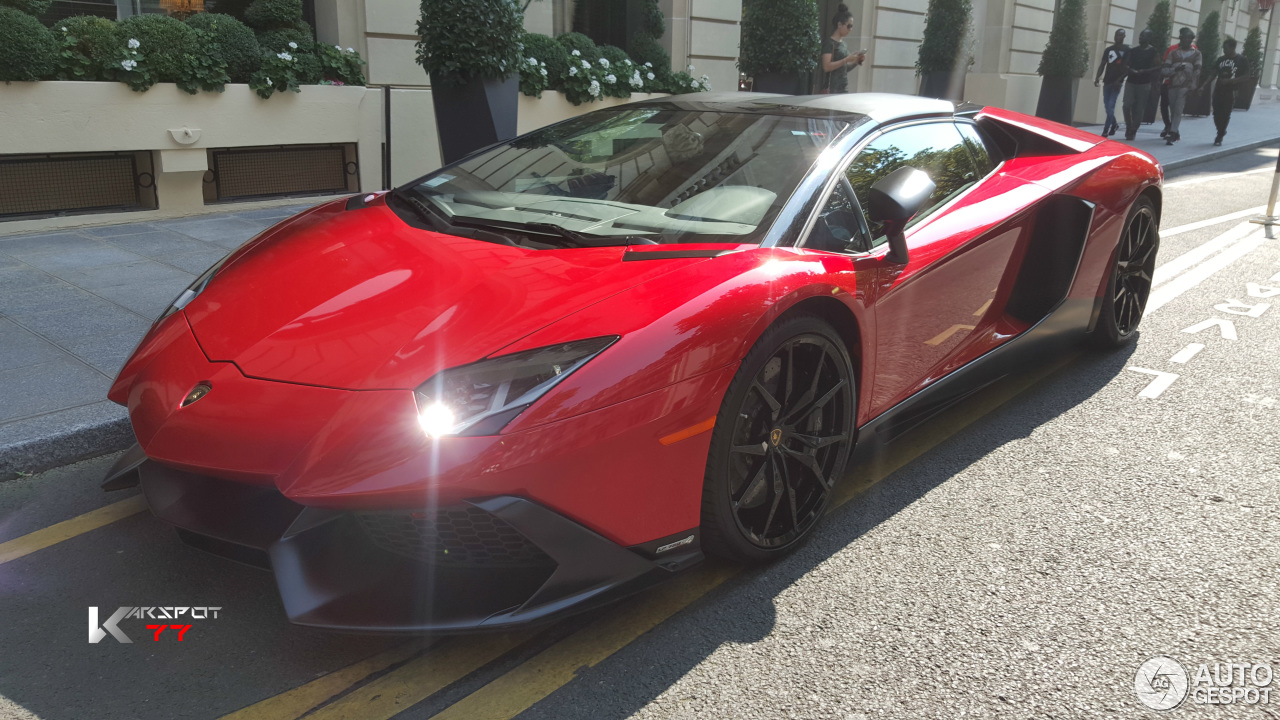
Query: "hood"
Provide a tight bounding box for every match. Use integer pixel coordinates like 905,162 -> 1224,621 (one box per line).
184,200 -> 706,390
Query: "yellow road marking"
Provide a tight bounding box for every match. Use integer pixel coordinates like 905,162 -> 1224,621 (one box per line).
430,563 -> 739,720
427,351 -> 1081,720
0,494 -> 148,565
924,324 -> 976,346
302,632 -> 534,720
218,642 -> 422,720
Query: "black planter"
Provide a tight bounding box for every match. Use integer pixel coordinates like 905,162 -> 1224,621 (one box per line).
1185,83 -> 1212,116
1035,75 -> 1079,125
918,68 -> 966,101
1234,79 -> 1257,110
429,73 -> 519,165
752,72 -> 805,95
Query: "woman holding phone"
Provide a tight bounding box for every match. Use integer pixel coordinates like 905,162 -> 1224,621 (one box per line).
821,4 -> 866,93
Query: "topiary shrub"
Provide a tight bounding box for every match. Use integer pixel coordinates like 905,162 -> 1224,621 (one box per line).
1197,11 -> 1219,67
1037,0 -> 1089,77
186,12 -> 261,83
244,0 -> 302,30
51,15 -> 118,81
114,14 -> 199,83
521,32 -> 569,89
417,0 -> 523,84
1242,26 -> 1262,84
255,20 -> 313,51
629,33 -> 670,82
0,0 -> 52,16
916,0 -> 972,75
1144,0 -> 1172,54
314,43 -> 366,85
738,0 -> 819,76
555,32 -> 597,58
0,7 -> 57,81
176,27 -> 230,94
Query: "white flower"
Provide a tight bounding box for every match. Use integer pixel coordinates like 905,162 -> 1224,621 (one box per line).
277,51 -> 293,61
540,68 -> 547,76
571,49 -> 581,57
588,79 -> 601,97
644,62 -> 652,67
120,59 -> 137,71
540,60 -> 545,66
288,41 -> 298,49
60,26 -> 67,31
625,59 -> 632,65
265,77 -> 272,85
569,66 -> 578,76
581,60 -> 591,69
605,73 -> 616,83
128,38 -> 140,49
336,45 -> 342,51
346,47 -> 354,53
599,58 -> 610,68
528,57 -> 538,66
647,72 -> 655,80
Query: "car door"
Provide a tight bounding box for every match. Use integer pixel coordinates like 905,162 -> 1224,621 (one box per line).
841,121 -> 1023,417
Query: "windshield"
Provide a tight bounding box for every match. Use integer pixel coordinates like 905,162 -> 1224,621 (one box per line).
397,108 -> 848,247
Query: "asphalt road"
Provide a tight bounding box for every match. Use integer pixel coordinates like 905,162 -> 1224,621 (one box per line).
1,147 -> 1278,720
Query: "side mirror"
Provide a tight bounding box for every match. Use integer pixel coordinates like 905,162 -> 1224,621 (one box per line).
868,166 -> 935,265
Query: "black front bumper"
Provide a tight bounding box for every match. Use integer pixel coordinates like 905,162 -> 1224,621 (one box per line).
107,454 -> 701,633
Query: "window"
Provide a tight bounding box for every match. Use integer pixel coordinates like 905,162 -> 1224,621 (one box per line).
845,123 -> 981,242
956,122 -> 999,176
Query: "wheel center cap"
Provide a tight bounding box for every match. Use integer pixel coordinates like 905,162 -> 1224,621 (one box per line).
770,428 -> 783,447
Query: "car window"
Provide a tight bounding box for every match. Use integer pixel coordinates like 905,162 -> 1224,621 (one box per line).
845,123 -> 981,242
807,182 -> 871,253
956,122 -> 996,177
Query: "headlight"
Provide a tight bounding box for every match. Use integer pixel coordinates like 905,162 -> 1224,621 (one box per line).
414,336 -> 618,437
155,253 -> 231,324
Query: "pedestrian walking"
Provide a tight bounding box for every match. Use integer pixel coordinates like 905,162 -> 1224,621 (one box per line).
1123,29 -> 1160,140
1162,27 -> 1202,145
820,4 -> 865,94
1204,36 -> 1251,146
1094,29 -> 1129,137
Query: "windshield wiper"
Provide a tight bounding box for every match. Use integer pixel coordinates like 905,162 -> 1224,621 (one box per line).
389,188 -> 517,247
487,220 -> 658,248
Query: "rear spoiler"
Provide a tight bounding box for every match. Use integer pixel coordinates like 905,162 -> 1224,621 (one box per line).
961,105 -> 1103,159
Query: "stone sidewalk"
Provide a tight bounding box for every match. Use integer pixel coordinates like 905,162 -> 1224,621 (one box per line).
1,99 -> 1279,479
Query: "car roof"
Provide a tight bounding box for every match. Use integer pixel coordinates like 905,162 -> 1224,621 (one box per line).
631,92 -> 957,126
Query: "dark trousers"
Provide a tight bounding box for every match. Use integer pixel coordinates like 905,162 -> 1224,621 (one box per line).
1213,89 -> 1236,137
1160,83 -> 1171,128
1123,82 -> 1150,138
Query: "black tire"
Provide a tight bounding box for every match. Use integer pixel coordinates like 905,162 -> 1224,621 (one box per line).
700,315 -> 856,564
1093,195 -> 1159,347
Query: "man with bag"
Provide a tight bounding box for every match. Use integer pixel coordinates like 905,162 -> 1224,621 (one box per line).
1161,27 -> 1202,145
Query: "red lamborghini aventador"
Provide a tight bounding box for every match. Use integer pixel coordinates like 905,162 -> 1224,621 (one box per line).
103,93 -> 1162,631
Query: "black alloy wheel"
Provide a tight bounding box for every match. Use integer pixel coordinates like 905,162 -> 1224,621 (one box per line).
702,315 -> 856,563
1095,196 -> 1159,347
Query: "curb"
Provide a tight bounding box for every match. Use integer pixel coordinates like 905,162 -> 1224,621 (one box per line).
1163,136 -> 1280,171
0,411 -> 132,482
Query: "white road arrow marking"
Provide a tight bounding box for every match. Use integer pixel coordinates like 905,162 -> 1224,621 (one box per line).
1169,343 -> 1205,364
1182,317 -> 1238,340
1213,299 -> 1271,317
1147,225 -> 1267,316
1127,368 -> 1181,399
1246,283 -> 1280,298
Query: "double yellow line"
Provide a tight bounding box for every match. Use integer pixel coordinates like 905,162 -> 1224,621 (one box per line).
2,351 -> 1076,720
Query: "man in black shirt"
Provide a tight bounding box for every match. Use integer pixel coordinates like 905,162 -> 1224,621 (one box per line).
1094,29 -> 1129,137
1122,30 -> 1160,141
1205,37 -> 1251,145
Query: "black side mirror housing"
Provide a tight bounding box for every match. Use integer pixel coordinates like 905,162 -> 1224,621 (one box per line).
868,166 -> 936,264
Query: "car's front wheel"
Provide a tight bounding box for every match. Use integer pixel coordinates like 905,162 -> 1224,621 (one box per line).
700,315 -> 856,563
1094,195 -> 1159,347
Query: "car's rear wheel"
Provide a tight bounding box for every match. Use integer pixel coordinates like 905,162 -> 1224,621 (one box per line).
1094,195 -> 1159,347
701,315 -> 856,563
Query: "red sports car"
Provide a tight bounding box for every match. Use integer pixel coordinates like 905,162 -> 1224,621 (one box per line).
103,93 -> 1162,632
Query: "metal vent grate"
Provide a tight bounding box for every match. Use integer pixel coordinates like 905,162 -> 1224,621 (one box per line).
205,143 -> 359,203
357,505 -> 554,568
0,152 -> 156,220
